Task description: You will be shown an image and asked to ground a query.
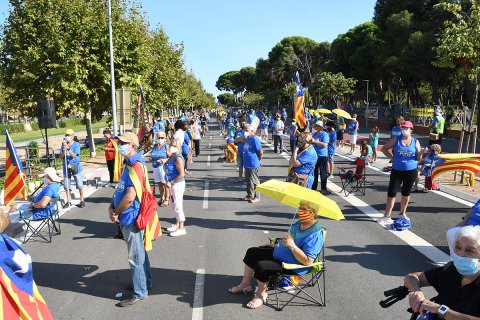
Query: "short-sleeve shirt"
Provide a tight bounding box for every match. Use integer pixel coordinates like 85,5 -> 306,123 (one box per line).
182,131 -> 191,154
60,141 -> 82,174
272,120 -> 284,136
32,183 -> 61,219
104,139 -> 115,161
424,262 -> 480,317
294,146 -> 317,175
370,132 -> 379,147
273,221 -> 324,275
348,119 -> 358,135
260,118 -> 270,129
312,131 -> 329,157
173,129 -> 184,146
114,166 -> 141,226
243,136 -> 262,169
467,199 -> 480,226
391,126 -> 402,139
234,130 -> 245,154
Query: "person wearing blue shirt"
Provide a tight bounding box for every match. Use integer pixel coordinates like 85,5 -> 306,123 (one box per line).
260,113 -> 270,142
109,132 -> 152,307
380,121 -> 421,224
289,120 -> 298,153
311,121 -> 329,193
182,123 -> 192,173
234,124 -> 246,182
337,116 -> 346,149
281,108 -> 287,123
391,116 -> 405,139
228,201 -> 324,309
327,126 -> 337,177
151,131 -> 170,206
59,129 -> 85,208
369,126 -> 379,162
227,121 -> 235,138
289,132 -> 317,188
305,108 -> 312,129
243,123 -> 263,203
347,114 -> 359,154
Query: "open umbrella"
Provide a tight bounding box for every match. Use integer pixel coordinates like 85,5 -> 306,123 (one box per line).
255,179 -> 345,221
317,109 -> 332,115
332,109 -> 352,120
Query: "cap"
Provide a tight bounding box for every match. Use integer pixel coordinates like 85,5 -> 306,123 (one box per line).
65,129 -> 74,135
117,132 -> 139,147
39,167 -> 61,182
314,120 -> 324,127
401,121 -> 414,129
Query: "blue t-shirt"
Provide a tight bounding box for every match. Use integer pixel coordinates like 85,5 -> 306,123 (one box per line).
32,183 -> 61,219
165,154 -> 185,183
391,126 -> 402,139
273,221 -> 324,275
312,131 -> 329,157
370,132 -> 379,147
392,137 -> 418,171
247,113 -> 256,124
348,119 -> 358,135
113,153 -> 145,225
234,130 -> 245,154
281,111 -> 287,120
151,144 -> 167,168
289,126 -> 296,141
305,112 -> 311,121
227,124 -> 235,137
328,130 -> 337,155
294,146 -> 317,188
467,199 -> 480,226
60,141 -> 82,176
182,131 -> 191,154
243,136 -> 262,169
260,118 -> 270,129
158,120 -> 166,132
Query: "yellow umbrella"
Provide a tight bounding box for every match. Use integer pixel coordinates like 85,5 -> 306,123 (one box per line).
332,109 -> 352,120
255,179 -> 345,221
317,109 -> 332,115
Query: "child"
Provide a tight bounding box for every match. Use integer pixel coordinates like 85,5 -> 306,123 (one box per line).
414,144 -> 441,192
360,140 -> 373,165
369,126 -> 379,162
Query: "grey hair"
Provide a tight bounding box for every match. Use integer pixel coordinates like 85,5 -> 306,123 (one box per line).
455,225 -> 480,248
299,200 -> 319,214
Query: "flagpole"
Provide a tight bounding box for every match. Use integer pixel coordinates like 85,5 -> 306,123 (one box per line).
108,0 -> 118,136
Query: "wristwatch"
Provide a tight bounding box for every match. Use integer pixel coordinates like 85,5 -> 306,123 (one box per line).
438,305 -> 449,319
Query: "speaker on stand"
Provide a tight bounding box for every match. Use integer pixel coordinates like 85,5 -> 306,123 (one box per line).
37,100 -> 56,166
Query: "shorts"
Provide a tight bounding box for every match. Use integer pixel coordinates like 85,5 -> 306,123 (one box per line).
349,134 -> 357,145
152,165 -> 166,183
328,153 -> 334,163
337,132 -> 344,140
64,171 -> 84,190
237,153 -> 244,168
387,168 -> 418,197
261,128 -> 268,135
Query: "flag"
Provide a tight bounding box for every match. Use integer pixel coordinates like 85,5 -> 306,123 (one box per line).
4,130 -> 27,207
111,139 -> 123,183
294,72 -> 307,129
0,234 -> 53,320
431,154 -> 480,184
226,139 -> 238,163
127,162 -> 161,251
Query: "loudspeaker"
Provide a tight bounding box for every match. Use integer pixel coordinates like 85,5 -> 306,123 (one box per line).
37,100 -> 56,129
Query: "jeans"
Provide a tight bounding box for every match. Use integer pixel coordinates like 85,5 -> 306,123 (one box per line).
245,168 -> 260,199
312,156 -> 328,191
121,223 -> 152,298
273,135 -> 283,153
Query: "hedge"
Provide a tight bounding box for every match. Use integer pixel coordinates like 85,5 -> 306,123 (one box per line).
0,124 -> 25,134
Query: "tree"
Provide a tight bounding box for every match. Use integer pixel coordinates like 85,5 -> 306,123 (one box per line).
215,71 -> 244,94
313,72 -> 357,106
217,93 -> 236,106
242,92 -> 263,107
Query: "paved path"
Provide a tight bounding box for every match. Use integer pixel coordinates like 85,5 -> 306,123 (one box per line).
13,121 -> 477,320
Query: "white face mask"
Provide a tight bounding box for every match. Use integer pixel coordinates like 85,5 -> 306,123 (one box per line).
401,129 -> 411,136
244,131 -> 251,138
158,138 -> 165,144
64,136 -> 71,143
170,146 -> 178,154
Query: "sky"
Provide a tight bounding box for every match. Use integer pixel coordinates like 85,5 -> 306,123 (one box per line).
0,0 -> 377,97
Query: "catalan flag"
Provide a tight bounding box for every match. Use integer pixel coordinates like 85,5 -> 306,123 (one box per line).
4,130 -> 27,207
110,139 -> 123,183
294,72 -> 307,129
127,162 -> 161,251
0,234 -> 53,320
431,153 -> 480,183
226,137 -> 238,163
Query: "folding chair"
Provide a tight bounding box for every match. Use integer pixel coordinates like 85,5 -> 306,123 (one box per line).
20,198 -> 62,243
268,229 -> 327,311
338,158 -> 366,196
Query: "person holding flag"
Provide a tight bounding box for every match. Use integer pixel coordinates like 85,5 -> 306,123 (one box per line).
109,132 -> 153,307
294,72 -> 307,131
103,129 -> 121,187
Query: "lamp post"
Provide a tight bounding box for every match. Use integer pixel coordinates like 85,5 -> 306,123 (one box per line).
108,0 -> 118,136
363,80 -> 369,128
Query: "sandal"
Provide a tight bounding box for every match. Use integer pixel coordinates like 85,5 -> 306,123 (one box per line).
161,201 -> 169,207
246,295 -> 267,309
228,285 -> 253,295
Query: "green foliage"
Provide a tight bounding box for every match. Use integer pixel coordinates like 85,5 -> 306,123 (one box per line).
0,124 -> 24,134
27,141 -> 40,162
58,120 -> 67,128
30,122 -> 39,131
444,105 -> 455,130
242,92 -> 264,106
217,93 -> 236,106
312,72 -> 357,104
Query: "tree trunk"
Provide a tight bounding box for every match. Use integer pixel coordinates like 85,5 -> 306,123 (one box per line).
85,106 -> 96,157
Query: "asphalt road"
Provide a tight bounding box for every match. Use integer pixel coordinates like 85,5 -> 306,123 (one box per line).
21,122 -> 472,320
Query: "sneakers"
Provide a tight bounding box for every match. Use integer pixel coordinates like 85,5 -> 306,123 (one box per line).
243,195 -> 253,201
62,202 -> 71,209
78,201 -> 86,208
170,228 -> 187,237
166,224 -> 179,232
377,216 -> 394,224
117,295 -> 147,307
249,197 -> 260,203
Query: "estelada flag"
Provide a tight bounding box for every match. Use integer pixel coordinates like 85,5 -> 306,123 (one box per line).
4,129 -> 27,207
0,234 -> 53,320
127,162 -> 162,251
431,153 -> 480,184
294,72 -> 307,129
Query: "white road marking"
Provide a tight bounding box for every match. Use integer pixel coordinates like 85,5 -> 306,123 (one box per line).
207,155 -> 210,167
192,269 -> 205,320
208,142 -> 211,149
203,181 -> 209,209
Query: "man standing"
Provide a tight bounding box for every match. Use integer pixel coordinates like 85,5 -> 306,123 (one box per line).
243,124 -> 263,203
234,122 -> 246,182
281,108 -> 287,123
311,121 -> 329,194
103,129 -> 119,186
430,110 -> 445,145
60,129 -> 85,208
109,132 -> 152,307
271,115 -> 285,153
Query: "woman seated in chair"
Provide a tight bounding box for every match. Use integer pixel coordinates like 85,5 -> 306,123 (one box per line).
7,167 -> 62,219
228,201 -> 324,309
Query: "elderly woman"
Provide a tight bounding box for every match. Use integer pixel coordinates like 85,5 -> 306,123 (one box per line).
446,199 -> 480,259
164,138 -> 187,237
151,131 -> 170,206
405,225 -> 480,319
228,201 -> 324,309
288,132 -> 317,188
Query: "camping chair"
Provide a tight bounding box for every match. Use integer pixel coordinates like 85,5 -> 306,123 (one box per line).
267,229 -> 327,311
338,158 -> 366,196
19,198 -> 63,243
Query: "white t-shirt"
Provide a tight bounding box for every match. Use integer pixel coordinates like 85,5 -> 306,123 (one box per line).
173,129 -> 184,146
272,120 -> 284,136
192,125 -> 202,140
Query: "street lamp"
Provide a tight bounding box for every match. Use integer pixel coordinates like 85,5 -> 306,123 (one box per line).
363,80 -> 369,128
108,0 -> 118,136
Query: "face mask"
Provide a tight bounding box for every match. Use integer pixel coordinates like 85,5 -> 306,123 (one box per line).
170,146 -> 178,154
453,253 -> 480,276
298,209 -> 312,222
42,177 -> 48,185
244,132 -> 251,138
158,138 -> 165,144
401,129 -> 411,136
64,136 -> 71,143
119,144 -> 130,156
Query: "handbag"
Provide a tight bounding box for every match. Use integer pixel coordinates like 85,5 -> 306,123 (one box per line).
132,163 -> 159,230
286,148 -> 313,187
67,163 -> 79,175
